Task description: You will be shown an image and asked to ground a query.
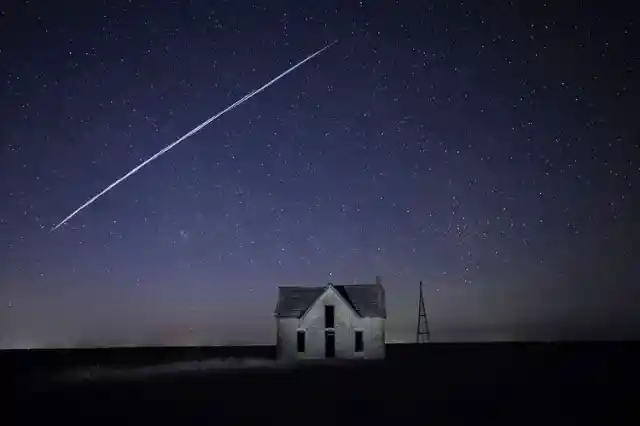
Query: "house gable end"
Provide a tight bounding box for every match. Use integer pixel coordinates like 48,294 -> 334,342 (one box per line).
299,284 -> 360,323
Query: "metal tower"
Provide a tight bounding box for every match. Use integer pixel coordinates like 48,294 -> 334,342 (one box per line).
416,281 -> 430,343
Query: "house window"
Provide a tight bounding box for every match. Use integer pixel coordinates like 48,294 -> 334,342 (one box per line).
355,330 -> 364,353
297,330 -> 305,353
325,305 -> 335,328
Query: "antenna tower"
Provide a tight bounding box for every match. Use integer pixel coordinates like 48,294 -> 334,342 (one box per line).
417,281 -> 430,343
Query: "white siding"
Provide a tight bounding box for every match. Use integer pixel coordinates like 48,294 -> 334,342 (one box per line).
276,286 -> 385,360
276,318 -> 301,361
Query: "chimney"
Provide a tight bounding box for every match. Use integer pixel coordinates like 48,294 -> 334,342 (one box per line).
375,275 -> 385,317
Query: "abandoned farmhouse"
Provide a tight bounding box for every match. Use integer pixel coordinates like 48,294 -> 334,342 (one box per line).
274,277 -> 386,360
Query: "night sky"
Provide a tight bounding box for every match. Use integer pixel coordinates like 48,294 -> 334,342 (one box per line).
1,1 -> 637,348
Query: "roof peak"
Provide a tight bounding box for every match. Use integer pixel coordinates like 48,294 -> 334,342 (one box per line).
278,283 -> 381,288
278,275 -> 383,289
275,283 -> 386,318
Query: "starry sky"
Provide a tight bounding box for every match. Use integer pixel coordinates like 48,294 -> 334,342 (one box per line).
0,1 -> 637,348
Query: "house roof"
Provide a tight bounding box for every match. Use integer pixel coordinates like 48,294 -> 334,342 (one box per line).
275,284 -> 386,318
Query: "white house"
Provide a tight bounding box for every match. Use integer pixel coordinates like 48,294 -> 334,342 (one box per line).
274,277 -> 386,361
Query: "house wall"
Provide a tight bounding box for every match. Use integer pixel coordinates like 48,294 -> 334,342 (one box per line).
276,287 -> 385,361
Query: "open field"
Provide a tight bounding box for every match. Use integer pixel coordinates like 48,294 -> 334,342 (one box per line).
6,342 -> 638,423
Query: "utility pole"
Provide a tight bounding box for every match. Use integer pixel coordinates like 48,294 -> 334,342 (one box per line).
417,281 -> 430,343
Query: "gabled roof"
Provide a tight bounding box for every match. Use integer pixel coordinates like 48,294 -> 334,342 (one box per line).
274,286 -> 326,319
275,283 -> 386,318
334,284 -> 386,318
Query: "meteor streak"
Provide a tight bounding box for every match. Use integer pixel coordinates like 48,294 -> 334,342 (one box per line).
51,40 -> 337,232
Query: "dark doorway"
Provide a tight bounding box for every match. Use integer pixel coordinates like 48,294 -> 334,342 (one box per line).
325,331 -> 335,358
297,330 -> 305,353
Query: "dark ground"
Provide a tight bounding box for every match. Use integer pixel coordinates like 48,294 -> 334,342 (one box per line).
5,342 -> 639,423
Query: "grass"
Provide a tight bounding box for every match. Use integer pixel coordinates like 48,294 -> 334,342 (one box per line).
7,342 -> 638,422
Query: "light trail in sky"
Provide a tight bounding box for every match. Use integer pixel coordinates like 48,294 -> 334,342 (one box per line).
51,40 -> 338,232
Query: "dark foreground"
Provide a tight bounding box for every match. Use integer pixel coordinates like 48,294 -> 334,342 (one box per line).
6,342 -> 639,423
